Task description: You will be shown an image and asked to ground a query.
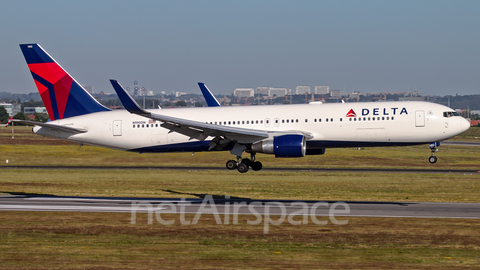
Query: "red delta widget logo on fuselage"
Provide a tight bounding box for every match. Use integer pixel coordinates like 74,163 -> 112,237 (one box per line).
346,108 -> 408,117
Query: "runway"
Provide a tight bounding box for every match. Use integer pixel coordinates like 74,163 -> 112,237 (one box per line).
1,165 -> 479,174
1,195 -> 479,219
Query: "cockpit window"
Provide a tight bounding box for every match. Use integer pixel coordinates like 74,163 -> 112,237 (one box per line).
443,111 -> 459,118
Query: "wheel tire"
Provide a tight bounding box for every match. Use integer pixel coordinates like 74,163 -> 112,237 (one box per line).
226,160 -> 237,170
241,159 -> 251,167
428,156 -> 437,164
251,161 -> 263,171
237,163 -> 249,173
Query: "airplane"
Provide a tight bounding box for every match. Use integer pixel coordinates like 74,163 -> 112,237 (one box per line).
15,43 -> 470,173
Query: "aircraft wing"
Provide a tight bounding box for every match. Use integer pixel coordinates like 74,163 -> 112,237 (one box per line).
11,119 -> 87,133
110,80 -> 270,143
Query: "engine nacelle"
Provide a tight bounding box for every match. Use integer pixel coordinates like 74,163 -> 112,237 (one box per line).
251,134 -> 306,158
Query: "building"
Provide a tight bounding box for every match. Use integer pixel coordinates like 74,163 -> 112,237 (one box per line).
0,103 -> 21,116
315,86 -> 329,94
348,92 -> 359,99
256,87 -> 270,96
256,87 -> 291,97
24,107 -> 47,115
269,88 -> 290,97
330,89 -> 342,99
296,86 -> 310,95
233,88 -> 255,97
0,103 -> 13,116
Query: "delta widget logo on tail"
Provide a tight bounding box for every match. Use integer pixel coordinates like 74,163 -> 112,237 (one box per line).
346,109 -> 356,117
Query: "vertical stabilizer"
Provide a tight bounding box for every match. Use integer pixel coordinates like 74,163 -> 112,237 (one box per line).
19,44 -> 110,120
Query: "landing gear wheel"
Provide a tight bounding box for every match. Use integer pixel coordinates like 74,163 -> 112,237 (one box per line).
428,156 -> 437,164
241,158 -> 251,167
237,163 -> 249,173
251,161 -> 263,171
226,160 -> 237,170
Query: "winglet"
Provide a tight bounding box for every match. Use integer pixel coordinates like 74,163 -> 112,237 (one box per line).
198,82 -> 221,107
110,79 -> 150,116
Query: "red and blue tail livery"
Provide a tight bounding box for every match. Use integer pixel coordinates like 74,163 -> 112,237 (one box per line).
20,44 -> 109,120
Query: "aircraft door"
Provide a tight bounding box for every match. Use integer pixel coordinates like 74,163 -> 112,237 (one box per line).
113,120 -> 122,136
415,110 -> 425,127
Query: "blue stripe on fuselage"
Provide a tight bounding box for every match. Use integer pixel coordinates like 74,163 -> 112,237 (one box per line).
129,140 -> 425,153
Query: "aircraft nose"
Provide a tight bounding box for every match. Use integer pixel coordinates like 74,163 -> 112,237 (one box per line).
461,118 -> 470,133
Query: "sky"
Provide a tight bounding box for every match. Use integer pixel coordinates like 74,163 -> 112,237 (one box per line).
1,0 -> 479,96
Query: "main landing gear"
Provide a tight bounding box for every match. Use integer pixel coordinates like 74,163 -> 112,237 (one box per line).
226,154 -> 263,173
428,142 -> 439,164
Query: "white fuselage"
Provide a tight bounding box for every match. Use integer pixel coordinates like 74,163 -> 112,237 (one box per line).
34,101 -> 470,153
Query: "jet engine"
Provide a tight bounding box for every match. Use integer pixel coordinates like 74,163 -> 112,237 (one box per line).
251,134 -> 306,158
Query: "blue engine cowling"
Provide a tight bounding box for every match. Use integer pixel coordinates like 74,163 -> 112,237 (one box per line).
251,134 -> 306,158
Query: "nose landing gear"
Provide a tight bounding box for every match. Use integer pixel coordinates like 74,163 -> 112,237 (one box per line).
428,142 -> 439,164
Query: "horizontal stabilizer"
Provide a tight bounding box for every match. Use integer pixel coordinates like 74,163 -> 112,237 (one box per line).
11,119 -> 87,133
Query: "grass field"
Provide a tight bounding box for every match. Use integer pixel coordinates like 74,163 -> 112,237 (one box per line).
1,126 -> 480,170
0,126 -> 479,269
1,169 -> 479,202
1,212 -> 479,269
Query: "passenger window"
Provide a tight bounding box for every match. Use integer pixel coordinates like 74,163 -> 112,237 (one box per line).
314,119 -> 317,122
326,118 -> 329,122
